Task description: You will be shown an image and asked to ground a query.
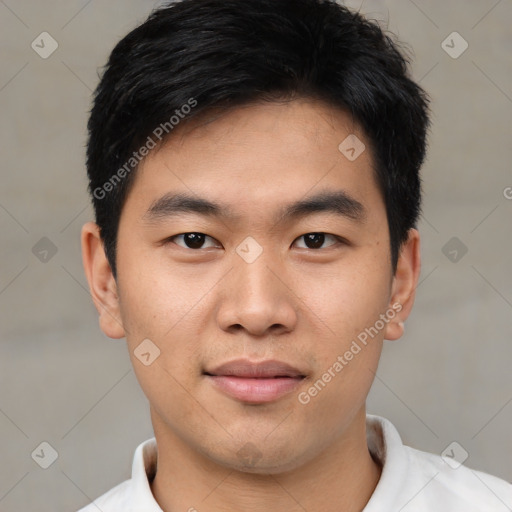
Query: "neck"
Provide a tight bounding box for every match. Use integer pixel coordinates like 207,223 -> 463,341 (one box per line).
150,407 -> 381,512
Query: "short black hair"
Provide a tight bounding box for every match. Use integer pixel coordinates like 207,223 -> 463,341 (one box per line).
86,0 -> 430,278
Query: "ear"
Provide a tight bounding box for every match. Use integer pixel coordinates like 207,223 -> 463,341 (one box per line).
81,222 -> 126,339
384,228 -> 421,341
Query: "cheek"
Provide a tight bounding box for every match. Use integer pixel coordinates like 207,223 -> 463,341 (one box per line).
298,317 -> 383,437
116,257 -> 223,397
292,251 -> 390,411
116,246 -> 213,337
294,256 -> 392,345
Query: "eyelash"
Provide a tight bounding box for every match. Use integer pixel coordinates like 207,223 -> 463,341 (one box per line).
165,232 -> 345,251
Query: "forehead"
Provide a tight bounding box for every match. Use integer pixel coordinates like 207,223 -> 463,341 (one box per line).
123,98 -> 384,226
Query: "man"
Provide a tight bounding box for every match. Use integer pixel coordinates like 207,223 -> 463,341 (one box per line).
79,0 -> 512,510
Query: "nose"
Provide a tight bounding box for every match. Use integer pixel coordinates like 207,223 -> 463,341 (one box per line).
216,251 -> 298,338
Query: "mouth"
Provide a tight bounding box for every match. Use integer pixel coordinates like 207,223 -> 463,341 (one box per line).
203,359 -> 307,404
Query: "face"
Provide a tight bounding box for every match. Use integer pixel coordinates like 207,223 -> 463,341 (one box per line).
83,98 -> 418,474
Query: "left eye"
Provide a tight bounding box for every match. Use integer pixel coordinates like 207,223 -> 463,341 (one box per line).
293,233 -> 340,249
169,233 -> 220,249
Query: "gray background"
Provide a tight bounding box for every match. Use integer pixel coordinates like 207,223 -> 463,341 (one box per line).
0,0 -> 511,510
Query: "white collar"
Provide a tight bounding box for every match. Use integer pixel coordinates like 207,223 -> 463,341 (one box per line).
85,414 -> 512,511
130,437 -> 162,511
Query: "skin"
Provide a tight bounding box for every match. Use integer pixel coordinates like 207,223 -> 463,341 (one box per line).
82,98 -> 420,512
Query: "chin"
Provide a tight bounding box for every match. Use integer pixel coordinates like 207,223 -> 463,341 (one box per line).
206,439 -> 311,475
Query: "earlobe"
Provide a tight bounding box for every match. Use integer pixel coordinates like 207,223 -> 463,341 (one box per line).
384,228 -> 421,341
81,222 -> 126,339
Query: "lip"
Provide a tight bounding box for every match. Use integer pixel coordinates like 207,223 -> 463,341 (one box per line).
204,359 -> 306,404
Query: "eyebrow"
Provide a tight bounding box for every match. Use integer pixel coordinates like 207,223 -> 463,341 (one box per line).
143,190 -> 367,225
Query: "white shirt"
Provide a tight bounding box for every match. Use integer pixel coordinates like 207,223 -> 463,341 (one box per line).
77,414 -> 512,511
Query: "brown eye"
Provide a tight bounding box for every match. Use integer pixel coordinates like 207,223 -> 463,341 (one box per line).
170,233 -> 219,249
293,233 -> 339,249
